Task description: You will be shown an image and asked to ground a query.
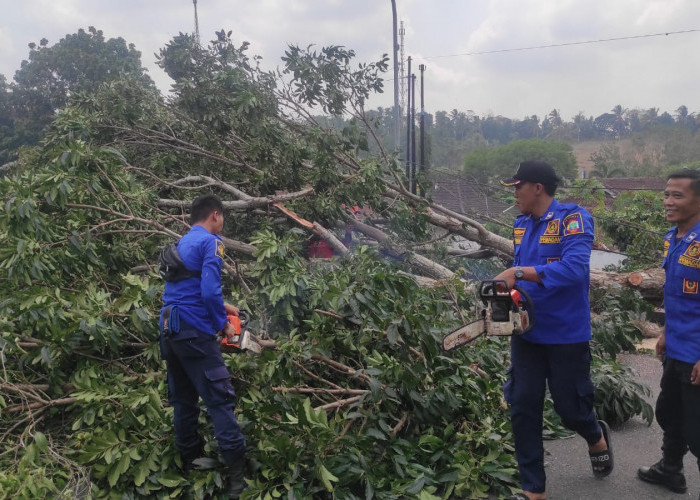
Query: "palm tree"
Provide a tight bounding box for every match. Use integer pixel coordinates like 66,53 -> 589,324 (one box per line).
590,144 -> 626,178
548,108 -> 562,128
573,112 -> 587,141
641,107 -> 659,130
611,104 -> 628,139
590,163 -> 626,178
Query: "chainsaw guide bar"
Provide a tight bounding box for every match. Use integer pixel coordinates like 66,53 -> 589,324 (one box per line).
441,280 -> 534,351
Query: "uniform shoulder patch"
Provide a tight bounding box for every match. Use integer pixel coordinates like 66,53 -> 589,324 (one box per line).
563,212 -> 585,236
514,227 -> 526,245
215,240 -> 225,259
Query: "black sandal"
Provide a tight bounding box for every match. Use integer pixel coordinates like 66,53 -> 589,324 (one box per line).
589,420 -> 614,478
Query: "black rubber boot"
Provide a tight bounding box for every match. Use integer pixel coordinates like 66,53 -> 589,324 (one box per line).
637,459 -> 687,493
180,440 -> 205,474
223,456 -> 247,499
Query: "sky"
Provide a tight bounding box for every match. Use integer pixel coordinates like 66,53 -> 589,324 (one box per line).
2,0 -> 700,121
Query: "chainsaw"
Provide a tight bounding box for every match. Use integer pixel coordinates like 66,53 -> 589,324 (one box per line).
442,280 -> 535,351
219,309 -> 262,354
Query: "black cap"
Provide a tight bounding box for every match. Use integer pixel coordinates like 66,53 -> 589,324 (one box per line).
501,160 -> 560,186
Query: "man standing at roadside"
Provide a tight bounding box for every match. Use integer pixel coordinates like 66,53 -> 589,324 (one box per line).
160,194 -> 247,498
638,169 -> 700,497
496,161 -> 612,500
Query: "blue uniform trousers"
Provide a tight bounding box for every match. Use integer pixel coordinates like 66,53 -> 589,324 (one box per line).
505,335 -> 602,493
160,320 -> 246,464
656,357 -> 700,469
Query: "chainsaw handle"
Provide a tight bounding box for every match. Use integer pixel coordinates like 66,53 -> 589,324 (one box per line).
479,280 -> 511,301
511,284 -> 535,333
237,309 -> 249,328
226,309 -> 249,328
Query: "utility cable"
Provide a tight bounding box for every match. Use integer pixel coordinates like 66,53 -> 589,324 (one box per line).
423,29 -> 700,60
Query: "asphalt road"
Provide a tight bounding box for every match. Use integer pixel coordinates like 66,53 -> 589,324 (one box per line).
533,352 -> 699,500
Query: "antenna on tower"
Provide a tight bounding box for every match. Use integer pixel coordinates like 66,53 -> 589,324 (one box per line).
399,21 -> 406,114
193,0 -> 201,46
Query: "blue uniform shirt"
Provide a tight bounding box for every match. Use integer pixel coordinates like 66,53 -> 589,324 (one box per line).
162,225 -> 228,335
512,199 -> 594,344
662,221 -> 700,364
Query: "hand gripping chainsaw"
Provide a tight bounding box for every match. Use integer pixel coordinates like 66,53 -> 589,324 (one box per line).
220,309 -> 262,354
442,280 -> 535,351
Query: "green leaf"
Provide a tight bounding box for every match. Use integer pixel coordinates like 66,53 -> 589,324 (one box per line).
34,432 -> 48,453
317,463 -> 338,492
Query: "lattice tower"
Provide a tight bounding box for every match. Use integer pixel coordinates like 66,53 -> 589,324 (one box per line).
399,21 -> 406,114
193,0 -> 201,46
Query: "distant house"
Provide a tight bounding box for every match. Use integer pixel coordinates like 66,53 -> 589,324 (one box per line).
559,177 -> 665,265
599,177 -> 666,197
428,170 -> 511,219
561,177 -> 666,211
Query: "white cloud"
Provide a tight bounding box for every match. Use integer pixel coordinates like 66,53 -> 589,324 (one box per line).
1,0 -> 699,119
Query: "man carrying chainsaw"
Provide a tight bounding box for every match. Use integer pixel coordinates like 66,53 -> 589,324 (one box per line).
159,194 -> 247,498
495,161 -> 612,500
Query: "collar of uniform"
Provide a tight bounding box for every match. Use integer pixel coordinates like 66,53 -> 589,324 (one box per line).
538,199 -> 559,221
673,220 -> 700,243
190,225 -> 211,235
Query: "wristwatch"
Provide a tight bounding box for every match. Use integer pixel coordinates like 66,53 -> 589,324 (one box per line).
514,267 -> 525,280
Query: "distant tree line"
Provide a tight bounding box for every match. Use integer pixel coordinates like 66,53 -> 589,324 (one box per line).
2,27 -> 699,180
353,104 -> 700,172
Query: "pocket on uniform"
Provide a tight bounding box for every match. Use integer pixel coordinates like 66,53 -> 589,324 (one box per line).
179,336 -> 209,358
669,263 -> 700,297
204,365 -> 236,404
205,365 -> 231,382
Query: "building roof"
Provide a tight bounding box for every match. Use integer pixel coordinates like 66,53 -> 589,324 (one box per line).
600,177 -> 666,192
560,176 -> 665,212
427,170 -> 512,219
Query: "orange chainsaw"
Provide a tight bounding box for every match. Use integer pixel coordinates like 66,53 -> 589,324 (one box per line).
442,280 -> 534,351
220,310 -> 262,354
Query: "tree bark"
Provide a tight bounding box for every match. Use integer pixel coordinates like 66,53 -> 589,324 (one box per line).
631,319 -> 663,338
590,268 -> 664,301
348,218 -> 455,279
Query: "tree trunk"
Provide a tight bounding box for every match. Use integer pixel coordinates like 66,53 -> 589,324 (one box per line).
590,268 -> 664,301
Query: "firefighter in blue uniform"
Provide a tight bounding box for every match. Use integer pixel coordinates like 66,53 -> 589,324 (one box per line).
496,161 -> 612,500
160,194 -> 246,498
638,169 -> 700,497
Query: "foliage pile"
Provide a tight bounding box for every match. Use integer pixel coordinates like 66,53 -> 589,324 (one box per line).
0,154 -> 518,497
594,191 -> 667,271
589,285 -> 654,425
0,29 -> 654,499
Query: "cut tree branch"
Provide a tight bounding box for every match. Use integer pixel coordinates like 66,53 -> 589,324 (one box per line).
314,395 -> 362,412
159,184 -> 314,211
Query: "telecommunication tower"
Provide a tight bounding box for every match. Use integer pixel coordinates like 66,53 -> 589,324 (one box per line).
193,0 -> 201,46
399,21 -> 406,114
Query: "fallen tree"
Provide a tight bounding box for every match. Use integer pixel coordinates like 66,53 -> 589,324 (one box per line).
0,31 -> 656,499
590,268 -> 665,302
